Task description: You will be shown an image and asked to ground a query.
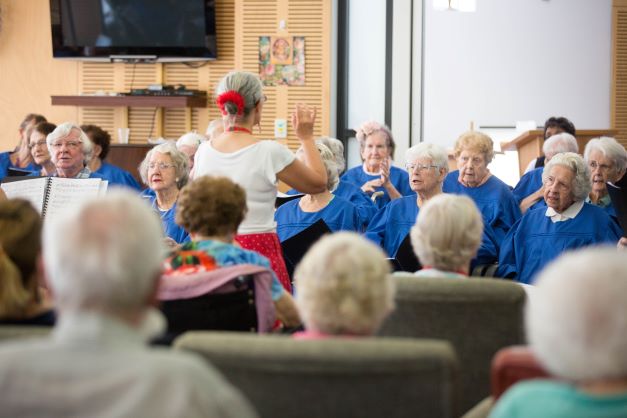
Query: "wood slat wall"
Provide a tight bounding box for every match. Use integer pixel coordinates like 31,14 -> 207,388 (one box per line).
75,0 -> 331,149
613,0 -> 627,147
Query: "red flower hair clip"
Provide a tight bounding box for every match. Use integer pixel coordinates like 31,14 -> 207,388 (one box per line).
216,90 -> 245,116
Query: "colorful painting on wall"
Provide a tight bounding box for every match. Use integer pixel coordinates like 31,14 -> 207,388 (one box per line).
259,35 -> 305,86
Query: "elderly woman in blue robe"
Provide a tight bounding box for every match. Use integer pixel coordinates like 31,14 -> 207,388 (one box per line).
497,152 -> 622,284
341,121 -> 414,209
583,136 -> 627,219
443,131 -> 521,250
512,133 -> 578,214
366,142 -> 498,268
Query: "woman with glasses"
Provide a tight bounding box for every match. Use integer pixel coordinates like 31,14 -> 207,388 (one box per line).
45,123 -> 104,179
341,121 -> 414,210
583,136 -> 627,220
443,131 -> 521,251
497,153 -> 622,284
366,143 -> 497,269
28,122 -> 57,176
0,114 -> 47,180
193,70 -> 327,292
139,142 -> 190,245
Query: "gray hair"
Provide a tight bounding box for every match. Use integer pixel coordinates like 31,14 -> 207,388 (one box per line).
297,143 -> 339,191
584,136 -> 627,176
42,190 -> 165,313
542,152 -> 591,201
355,121 -> 396,159
543,132 -> 578,159
410,194 -> 483,272
528,247 -> 627,381
46,122 -> 94,164
405,143 -> 449,174
295,232 -> 394,336
215,71 -> 264,118
139,141 -> 189,189
176,132 -> 205,150
316,136 -> 346,173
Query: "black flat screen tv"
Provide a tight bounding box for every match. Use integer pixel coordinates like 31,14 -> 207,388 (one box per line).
50,0 -> 217,62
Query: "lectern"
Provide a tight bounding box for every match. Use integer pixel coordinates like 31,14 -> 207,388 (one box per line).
501,129 -> 619,177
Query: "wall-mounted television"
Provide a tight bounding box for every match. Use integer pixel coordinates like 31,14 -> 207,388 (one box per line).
50,0 -> 217,62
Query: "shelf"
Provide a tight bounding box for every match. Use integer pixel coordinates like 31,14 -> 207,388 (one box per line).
51,95 -> 208,108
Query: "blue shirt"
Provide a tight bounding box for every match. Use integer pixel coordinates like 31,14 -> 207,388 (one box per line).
497,203 -> 622,284
143,193 -> 190,244
275,195 -> 361,242
341,165 -> 415,209
365,195 -> 498,267
164,239 -> 284,301
512,168 -> 546,212
443,171 -> 521,248
490,380 -> 627,418
94,161 -> 141,190
0,151 -> 40,180
286,180 -> 377,229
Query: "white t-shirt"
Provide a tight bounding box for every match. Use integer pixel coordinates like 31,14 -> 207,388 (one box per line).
194,140 -> 295,234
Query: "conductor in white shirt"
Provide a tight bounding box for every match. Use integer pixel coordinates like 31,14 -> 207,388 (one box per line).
0,191 -> 258,418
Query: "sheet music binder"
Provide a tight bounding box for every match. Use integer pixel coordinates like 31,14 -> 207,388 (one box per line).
280,218 -> 332,278
0,176 -> 108,218
391,233 -> 422,272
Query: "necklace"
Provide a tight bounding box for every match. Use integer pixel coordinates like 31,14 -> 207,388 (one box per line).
228,126 -> 253,134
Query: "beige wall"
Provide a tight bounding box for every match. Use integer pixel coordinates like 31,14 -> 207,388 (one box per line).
0,0 -> 78,151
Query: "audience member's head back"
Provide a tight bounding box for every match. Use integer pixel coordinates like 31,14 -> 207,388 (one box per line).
294,232 -> 394,336
528,247 -> 627,382
411,194 -> 483,273
43,191 -> 164,315
176,176 -> 247,238
316,136 -> 346,174
0,199 -> 42,319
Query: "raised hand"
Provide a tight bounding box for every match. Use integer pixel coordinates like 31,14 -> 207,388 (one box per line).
379,157 -> 391,185
292,103 -> 317,141
361,178 -> 383,194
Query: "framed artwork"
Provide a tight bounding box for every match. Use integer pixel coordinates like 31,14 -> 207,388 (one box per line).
259,35 -> 305,86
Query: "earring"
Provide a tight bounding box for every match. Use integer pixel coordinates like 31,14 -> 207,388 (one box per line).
175,178 -> 179,182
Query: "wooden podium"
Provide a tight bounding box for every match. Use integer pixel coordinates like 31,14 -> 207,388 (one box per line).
501,129 -> 619,177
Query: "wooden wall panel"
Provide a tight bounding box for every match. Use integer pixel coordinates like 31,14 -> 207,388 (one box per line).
14,0 -> 333,149
612,1 -> 627,147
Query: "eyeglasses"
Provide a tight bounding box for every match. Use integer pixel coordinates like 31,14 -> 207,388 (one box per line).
406,163 -> 439,172
589,161 -> 613,172
28,140 -> 47,149
543,176 -> 571,191
51,141 -> 81,150
148,162 -> 175,171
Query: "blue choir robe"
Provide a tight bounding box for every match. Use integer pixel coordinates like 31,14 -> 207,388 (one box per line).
144,193 -> 189,244
94,161 -> 141,190
0,151 -> 40,180
443,171 -> 521,248
365,195 -> 499,267
274,195 -> 361,242
496,203 -> 622,285
340,165 -> 415,209
512,168 -> 546,212
286,180 -> 378,229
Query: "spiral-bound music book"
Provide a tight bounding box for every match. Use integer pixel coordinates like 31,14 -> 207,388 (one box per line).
0,177 -> 108,218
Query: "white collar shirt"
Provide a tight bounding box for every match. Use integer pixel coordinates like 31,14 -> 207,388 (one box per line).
545,200 -> 584,223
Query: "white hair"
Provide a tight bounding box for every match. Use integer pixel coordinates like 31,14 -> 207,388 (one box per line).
542,152 -> 591,201
542,132 -> 578,159
297,143 -> 339,191
410,194 -> 483,272
584,136 -> 627,175
139,141 -> 189,189
215,71 -> 264,117
528,247 -> 627,381
176,132 -> 205,150
294,232 -> 394,335
46,122 -> 94,164
316,136 -> 346,173
405,143 -> 449,173
43,190 -> 165,313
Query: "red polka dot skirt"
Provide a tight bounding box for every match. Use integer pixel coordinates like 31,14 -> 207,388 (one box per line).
235,232 -> 292,293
